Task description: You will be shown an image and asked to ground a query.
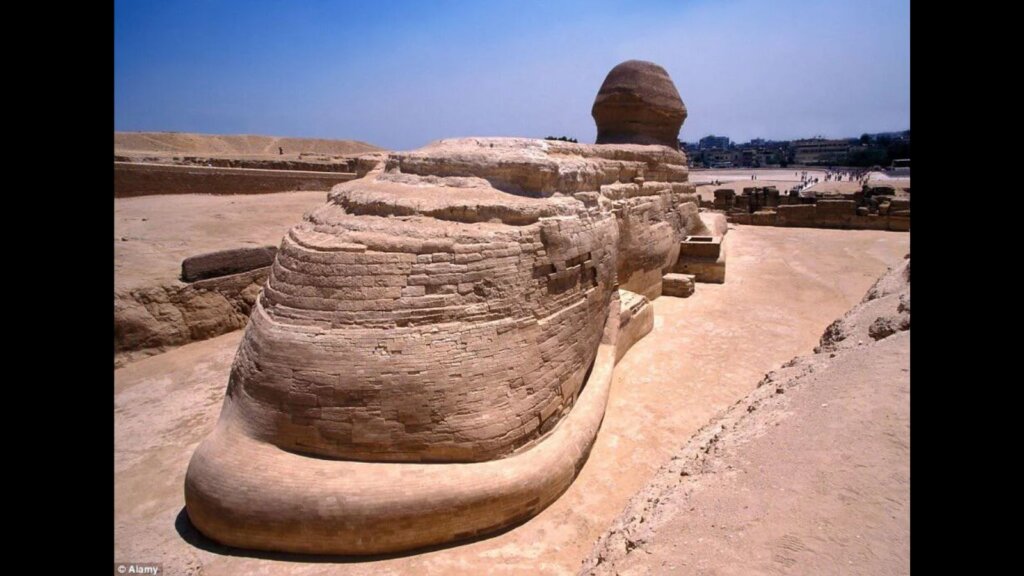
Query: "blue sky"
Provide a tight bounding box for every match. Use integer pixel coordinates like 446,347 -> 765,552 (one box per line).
114,0 -> 910,150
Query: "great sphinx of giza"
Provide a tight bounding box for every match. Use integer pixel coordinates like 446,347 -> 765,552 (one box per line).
185,59 -> 719,555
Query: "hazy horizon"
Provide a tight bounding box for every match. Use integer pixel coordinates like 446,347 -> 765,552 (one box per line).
115,0 -> 910,151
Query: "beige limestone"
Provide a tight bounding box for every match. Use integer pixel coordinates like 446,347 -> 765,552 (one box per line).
673,236 -> 726,284
662,273 -> 695,298
183,59 -> 716,555
185,133 -> 706,554
592,60 -> 687,149
616,289 -> 654,364
719,180 -> 911,231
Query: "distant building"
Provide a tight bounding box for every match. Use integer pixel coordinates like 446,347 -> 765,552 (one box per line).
705,149 -> 740,167
792,138 -> 851,165
699,135 -> 731,150
680,142 -> 701,167
741,149 -> 756,167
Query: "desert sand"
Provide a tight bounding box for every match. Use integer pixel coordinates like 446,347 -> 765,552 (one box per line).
692,169 -> 909,203
583,256 -> 909,574
690,169 -> 820,202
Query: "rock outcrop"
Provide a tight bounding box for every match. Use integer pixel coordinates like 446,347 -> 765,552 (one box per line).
114,268 -> 267,368
592,60 -> 687,149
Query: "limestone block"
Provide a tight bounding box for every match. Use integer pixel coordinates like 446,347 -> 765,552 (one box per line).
674,236 -> 725,283
889,198 -> 910,212
181,246 -> 277,282
699,212 -> 728,236
752,210 -> 777,226
679,236 -> 722,259
662,273 -> 695,298
728,212 -> 752,225
616,290 -> 653,363
776,204 -> 816,227
888,216 -> 911,231
851,214 -> 889,230
815,199 -> 855,227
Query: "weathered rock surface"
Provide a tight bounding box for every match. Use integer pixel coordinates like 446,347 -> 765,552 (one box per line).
392,137 -> 690,197
185,59 -> 705,555
185,134 -> 705,554
662,273 -> 695,298
592,60 -> 687,149
114,268 -> 267,368
818,256 -> 910,352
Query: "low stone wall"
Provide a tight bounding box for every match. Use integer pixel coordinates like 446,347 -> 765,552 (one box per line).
114,155 -> 357,173
114,162 -> 357,198
728,203 -> 910,231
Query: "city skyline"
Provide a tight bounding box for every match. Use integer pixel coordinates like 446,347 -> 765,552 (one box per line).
682,129 -> 909,146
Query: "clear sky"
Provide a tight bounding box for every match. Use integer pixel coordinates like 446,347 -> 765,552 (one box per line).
114,0 -> 910,150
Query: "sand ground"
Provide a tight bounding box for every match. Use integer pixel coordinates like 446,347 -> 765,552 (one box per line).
604,332 -> 910,575
691,169 -> 907,202
114,225 -> 908,575
690,169 -> 822,202
806,174 -> 909,196
582,258 -> 910,575
114,191 -> 327,291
